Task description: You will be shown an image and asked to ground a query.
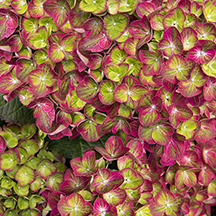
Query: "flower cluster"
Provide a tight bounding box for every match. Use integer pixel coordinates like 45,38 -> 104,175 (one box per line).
1,0 -> 216,215
0,123 -> 66,215
47,136 -> 215,216
0,0 -> 215,143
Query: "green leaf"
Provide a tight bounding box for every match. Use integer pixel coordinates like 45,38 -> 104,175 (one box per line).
28,27 -> 48,49
21,123 -> 37,139
18,196 -> 29,210
4,210 -> 18,216
20,139 -> 39,157
0,95 -> 34,124
29,195 -> 42,209
203,3 -> 216,22
13,183 -> 29,196
39,17 -> 58,35
37,149 -> 54,161
124,57 -> 142,76
6,166 -> 19,179
177,119 -> 198,140
33,50 -> 53,66
152,123 -> 174,145
107,0 -> 119,15
78,190 -> 94,201
79,0 -> 107,14
17,148 -> 28,164
22,17 -> 38,34
30,176 -> 43,192
21,208 -> 41,216
1,176 -> 15,189
15,165 -> 35,186
99,80 -> 115,105
0,151 -> 19,172
25,157 -> 40,170
104,14 -> 128,40
105,63 -> 128,82
0,131 -> 18,148
201,57 -> 216,77
163,7 -> 185,32
36,159 -> 57,179
110,46 -> 127,65
47,133 -> 112,158
136,205 -> 152,216
0,57 -> 13,77
3,197 -> 16,209
119,0 -> 138,14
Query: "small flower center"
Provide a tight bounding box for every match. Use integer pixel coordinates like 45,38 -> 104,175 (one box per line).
124,178 -> 130,182
20,1 -> 25,6
170,43 -> 174,49
123,31 -> 128,36
166,203 -> 171,207
127,91 -> 131,95
102,180 -> 108,184
21,95 -> 27,100
101,210 -> 106,216
173,108 -> 178,113
201,34 -> 207,38
12,78 -> 18,84
200,51 -> 205,56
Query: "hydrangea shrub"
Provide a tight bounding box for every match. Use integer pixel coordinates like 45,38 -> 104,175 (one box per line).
0,123 -> 66,215
53,136 -> 216,216
1,0 -> 216,215
0,0 -> 216,143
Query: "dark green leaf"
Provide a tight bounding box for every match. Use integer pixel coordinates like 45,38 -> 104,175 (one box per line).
47,133 -> 113,159
0,95 -> 35,124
